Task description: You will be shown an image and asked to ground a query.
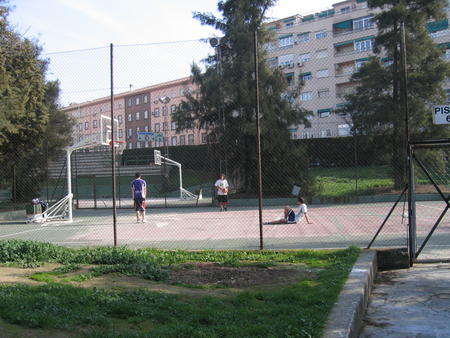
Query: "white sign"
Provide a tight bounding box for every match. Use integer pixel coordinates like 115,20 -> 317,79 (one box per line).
433,105 -> 450,124
137,132 -> 164,141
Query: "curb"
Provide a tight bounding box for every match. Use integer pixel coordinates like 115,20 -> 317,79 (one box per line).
323,250 -> 377,338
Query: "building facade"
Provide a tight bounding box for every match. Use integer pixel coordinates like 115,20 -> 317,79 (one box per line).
62,77 -> 206,150
265,0 -> 450,139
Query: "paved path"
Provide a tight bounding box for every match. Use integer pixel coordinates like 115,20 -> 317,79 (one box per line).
360,263 -> 450,337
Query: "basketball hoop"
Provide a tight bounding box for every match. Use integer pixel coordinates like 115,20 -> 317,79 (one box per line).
110,140 -> 126,155
154,150 -> 161,165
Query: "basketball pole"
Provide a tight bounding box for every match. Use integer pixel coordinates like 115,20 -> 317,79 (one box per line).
110,43 -> 118,247
66,148 -> 73,222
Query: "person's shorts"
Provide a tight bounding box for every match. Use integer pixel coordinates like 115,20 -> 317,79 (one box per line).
286,209 -> 296,224
134,197 -> 146,211
217,195 -> 228,203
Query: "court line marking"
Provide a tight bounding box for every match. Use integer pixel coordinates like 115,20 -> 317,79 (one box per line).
0,227 -> 46,238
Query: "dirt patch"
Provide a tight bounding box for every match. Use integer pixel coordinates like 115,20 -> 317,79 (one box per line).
0,262 -> 317,294
168,262 -> 315,288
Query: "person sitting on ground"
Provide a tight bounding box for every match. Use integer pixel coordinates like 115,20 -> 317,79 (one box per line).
264,197 -> 312,225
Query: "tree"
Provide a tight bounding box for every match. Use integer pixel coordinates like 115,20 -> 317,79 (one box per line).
0,2 -> 73,202
175,0 -> 312,196
343,0 -> 450,189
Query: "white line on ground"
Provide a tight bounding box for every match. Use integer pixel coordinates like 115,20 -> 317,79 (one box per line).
0,227 -> 46,238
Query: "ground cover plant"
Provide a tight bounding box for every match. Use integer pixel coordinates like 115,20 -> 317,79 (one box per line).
0,240 -> 360,337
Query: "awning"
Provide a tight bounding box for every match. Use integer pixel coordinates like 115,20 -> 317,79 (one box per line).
300,72 -> 312,76
356,57 -> 369,62
302,15 -> 314,22
427,19 -> 448,33
356,0 -> 366,3
355,35 -> 375,42
333,20 -> 353,29
437,42 -> 450,49
336,103 -> 348,108
279,34 -> 293,39
317,108 -> 332,113
334,40 -> 354,47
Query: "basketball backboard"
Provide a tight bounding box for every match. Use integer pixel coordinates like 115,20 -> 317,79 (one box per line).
154,150 -> 161,166
100,115 -> 119,146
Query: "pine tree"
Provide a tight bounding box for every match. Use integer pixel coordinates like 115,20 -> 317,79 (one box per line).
175,0 -> 312,195
344,0 -> 450,189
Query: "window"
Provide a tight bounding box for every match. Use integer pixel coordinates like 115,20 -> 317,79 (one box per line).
318,109 -> 331,118
163,137 -> 168,146
127,98 -> 132,107
353,16 -> 374,31
354,38 -> 373,52
278,34 -> 293,48
135,96 -> 140,105
180,135 -> 185,145
285,72 -> 294,86
144,125 -> 148,132
317,69 -> 329,78
171,105 -> 177,114
117,115 -> 123,125
278,54 -> 294,67
301,91 -> 313,101
171,121 -> 177,130
118,129 -> 123,139
78,123 -> 82,131
179,88 -> 185,96
155,123 -> 160,132
163,122 -> 168,131
297,32 -> 310,43
153,108 -> 160,117
285,20 -> 294,28
316,49 -> 328,58
355,59 -> 367,70
127,128 -> 132,138
135,112 -> 140,121
318,88 -> 330,98
300,72 -> 312,81
171,136 -> 177,146
188,134 -> 194,145
93,120 -> 98,128
340,6 -> 350,14
143,95 -> 148,103
162,106 -> 168,116
298,53 -> 311,63
201,133 -> 207,144
144,110 -> 149,119
128,142 -> 132,149
338,124 -> 352,136
136,141 -> 141,149
136,127 -> 140,134
84,121 -> 89,130
302,131 -> 313,139
315,31 -> 327,39
320,129 -> 332,137
128,114 -> 132,122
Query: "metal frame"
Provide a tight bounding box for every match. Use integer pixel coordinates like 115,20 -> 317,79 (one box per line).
411,140 -> 450,260
153,149 -> 197,200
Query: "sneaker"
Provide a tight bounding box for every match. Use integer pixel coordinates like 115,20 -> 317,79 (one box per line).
142,219 -> 147,223
224,207 -> 228,211
137,219 -> 141,223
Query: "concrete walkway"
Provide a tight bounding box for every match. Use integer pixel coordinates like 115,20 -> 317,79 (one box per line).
360,263 -> 450,337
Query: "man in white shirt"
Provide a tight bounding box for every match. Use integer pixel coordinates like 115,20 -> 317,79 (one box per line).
264,197 -> 312,225
214,173 -> 229,211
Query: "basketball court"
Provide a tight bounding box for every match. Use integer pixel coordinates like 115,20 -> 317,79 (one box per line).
1,200 -> 448,259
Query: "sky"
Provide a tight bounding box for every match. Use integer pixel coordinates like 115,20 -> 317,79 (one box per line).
7,0 -> 337,105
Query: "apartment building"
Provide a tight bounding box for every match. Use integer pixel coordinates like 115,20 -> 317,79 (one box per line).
265,0 -> 450,139
62,77 -> 206,150
124,77 -> 205,149
61,96 -> 126,147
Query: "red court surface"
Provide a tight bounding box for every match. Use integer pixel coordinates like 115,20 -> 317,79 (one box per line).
1,201 -> 448,259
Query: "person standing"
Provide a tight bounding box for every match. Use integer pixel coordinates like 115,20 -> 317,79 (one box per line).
215,173 -> 229,211
131,172 -> 147,223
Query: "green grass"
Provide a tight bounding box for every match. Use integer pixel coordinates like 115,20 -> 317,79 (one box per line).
311,165 -> 394,198
0,240 -> 361,337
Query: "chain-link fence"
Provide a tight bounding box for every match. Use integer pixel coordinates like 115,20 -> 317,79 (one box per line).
1,28 -> 448,252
